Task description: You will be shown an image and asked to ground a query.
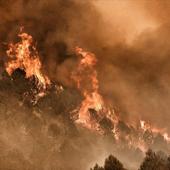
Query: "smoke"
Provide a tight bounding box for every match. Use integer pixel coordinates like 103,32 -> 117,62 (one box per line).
1,0 -> 170,170
91,0 -> 170,131
0,0 -> 105,84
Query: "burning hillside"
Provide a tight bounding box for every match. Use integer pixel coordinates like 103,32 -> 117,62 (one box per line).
0,0 -> 170,170
3,29 -> 170,155
1,28 -> 170,169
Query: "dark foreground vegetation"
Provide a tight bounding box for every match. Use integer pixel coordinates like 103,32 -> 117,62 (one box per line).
91,149 -> 170,170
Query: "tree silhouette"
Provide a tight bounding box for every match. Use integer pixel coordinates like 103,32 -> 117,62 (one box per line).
166,156 -> 170,170
91,150 -> 170,170
91,155 -> 126,170
104,155 -> 126,170
139,149 -> 168,170
90,164 -> 104,170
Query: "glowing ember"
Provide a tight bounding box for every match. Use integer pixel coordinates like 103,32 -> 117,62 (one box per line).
163,133 -> 170,142
5,29 -> 50,90
140,120 -> 150,132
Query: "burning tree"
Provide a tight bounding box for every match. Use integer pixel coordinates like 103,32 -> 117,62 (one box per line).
5,29 -> 51,104
6,29 -> 50,89
3,29 -> 170,158
71,47 -> 117,133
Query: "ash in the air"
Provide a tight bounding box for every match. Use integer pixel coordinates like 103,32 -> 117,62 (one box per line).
0,67 -> 168,170
1,0 -> 170,170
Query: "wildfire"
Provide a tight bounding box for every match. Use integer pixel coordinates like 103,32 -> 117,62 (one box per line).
140,120 -> 170,143
72,47 -> 111,131
163,133 -> 170,142
5,29 -> 50,90
4,29 -> 170,153
71,47 -> 170,153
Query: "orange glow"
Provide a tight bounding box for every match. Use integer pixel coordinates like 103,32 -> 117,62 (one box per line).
71,47 -> 170,152
72,47 -> 114,131
5,30 -> 170,153
5,29 -> 50,90
140,120 -> 170,143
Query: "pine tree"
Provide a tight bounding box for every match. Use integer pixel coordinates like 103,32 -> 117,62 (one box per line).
104,155 -> 126,170
91,155 -> 126,170
139,149 -> 168,170
90,164 -> 104,170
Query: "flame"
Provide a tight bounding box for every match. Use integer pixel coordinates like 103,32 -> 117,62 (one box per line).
5,29 -> 170,153
140,120 -> 150,132
5,29 -> 50,89
140,120 -> 170,143
163,133 -> 170,142
111,119 -> 170,152
72,47 -> 110,131
71,47 -> 170,153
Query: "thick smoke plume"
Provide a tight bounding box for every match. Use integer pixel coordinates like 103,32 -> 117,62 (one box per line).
0,0 -> 104,86
1,0 -> 170,170
93,0 -> 170,131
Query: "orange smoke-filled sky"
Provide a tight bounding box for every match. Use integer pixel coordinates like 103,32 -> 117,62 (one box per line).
93,0 -> 159,44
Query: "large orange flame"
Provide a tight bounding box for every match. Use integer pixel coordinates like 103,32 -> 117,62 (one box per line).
72,47 -> 104,129
5,30 -> 50,89
5,29 -> 170,153
72,47 -> 117,132
72,47 -> 170,153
